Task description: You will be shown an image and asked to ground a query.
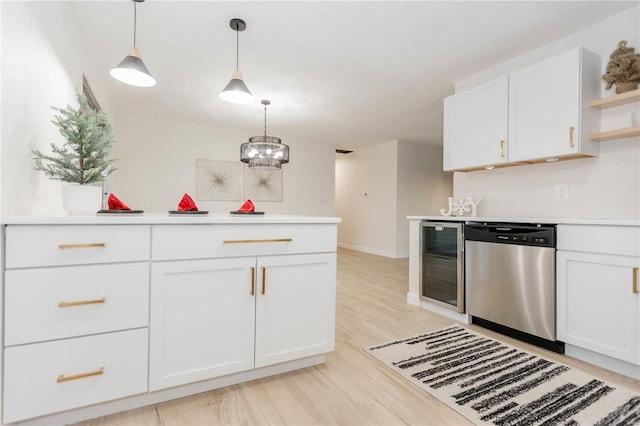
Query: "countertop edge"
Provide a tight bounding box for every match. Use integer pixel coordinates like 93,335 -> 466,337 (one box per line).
406,215 -> 640,227
1,214 -> 342,225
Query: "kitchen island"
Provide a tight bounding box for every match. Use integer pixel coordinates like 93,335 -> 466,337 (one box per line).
1,214 -> 340,425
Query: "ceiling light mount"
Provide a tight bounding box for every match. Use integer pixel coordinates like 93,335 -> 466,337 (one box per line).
220,18 -> 253,104
229,18 -> 246,32
110,0 -> 156,87
240,100 -> 290,169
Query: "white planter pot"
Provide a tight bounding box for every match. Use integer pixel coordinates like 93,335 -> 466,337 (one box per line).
62,184 -> 102,215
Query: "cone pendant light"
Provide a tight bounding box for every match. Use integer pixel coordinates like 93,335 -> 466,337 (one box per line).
220,19 -> 253,104
110,0 -> 156,87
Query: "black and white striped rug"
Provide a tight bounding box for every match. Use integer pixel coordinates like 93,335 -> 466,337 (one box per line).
366,325 -> 640,425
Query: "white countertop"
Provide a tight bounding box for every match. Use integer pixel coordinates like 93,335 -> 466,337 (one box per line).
407,215 -> 639,226
1,214 -> 342,225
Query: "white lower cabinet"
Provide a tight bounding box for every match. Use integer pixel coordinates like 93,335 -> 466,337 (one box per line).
149,253 -> 336,390
557,224 -> 640,378
557,251 -> 639,363
149,257 -> 256,390
2,220 -> 338,423
255,254 -> 336,368
3,329 -> 148,423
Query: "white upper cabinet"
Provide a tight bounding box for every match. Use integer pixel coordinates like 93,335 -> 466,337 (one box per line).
509,48 -> 600,162
443,47 -> 601,171
443,76 -> 509,171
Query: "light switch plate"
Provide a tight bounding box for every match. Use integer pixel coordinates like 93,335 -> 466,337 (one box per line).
555,184 -> 569,200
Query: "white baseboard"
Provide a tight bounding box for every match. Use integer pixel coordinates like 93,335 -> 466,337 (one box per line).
407,292 -> 470,324
420,300 -> 470,324
406,292 -> 421,306
564,344 -> 640,380
337,243 -> 408,259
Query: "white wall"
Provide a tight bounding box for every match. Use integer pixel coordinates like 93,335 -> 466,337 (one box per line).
336,140 -> 452,258
0,2 -> 116,216
396,142 -> 452,255
0,2 -> 332,218
453,6 -> 640,219
335,140 -> 398,257
111,114 -> 335,216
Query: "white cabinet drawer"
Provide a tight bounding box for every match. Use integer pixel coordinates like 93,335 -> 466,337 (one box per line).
3,329 -> 148,423
152,224 -> 337,260
5,225 -> 150,268
4,263 -> 149,346
557,224 -> 640,256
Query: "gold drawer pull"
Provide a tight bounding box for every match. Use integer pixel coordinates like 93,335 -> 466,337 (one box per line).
58,243 -> 106,249
250,267 -> 255,296
57,367 -> 104,383
633,267 -> 639,294
499,140 -> 505,158
569,126 -> 575,148
58,298 -> 106,308
223,238 -> 293,244
261,266 -> 266,295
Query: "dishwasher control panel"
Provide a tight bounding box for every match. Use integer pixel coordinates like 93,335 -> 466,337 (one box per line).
465,223 -> 556,248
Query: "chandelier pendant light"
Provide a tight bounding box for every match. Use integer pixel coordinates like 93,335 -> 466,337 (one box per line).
220,19 -> 253,104
241,100 -> 290,169
110,0 -> 156,87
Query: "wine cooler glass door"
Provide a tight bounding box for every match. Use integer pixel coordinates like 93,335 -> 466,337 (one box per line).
420,222 -> 463,312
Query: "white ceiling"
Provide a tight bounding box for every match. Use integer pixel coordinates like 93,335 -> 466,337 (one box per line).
72,1 -> 636,151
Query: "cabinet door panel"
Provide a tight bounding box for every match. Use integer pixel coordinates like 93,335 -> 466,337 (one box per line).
149,258 -> 256,390
509,49 -> 580,161
557,251 -> 639,364
444,76 -> 508,170
255,253 -> 336,368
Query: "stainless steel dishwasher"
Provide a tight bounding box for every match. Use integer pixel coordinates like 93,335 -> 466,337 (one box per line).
465,223 -> 563,353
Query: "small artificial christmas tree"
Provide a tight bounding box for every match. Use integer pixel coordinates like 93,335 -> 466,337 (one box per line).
33,92 -> 117,184
602,40 -> 640,94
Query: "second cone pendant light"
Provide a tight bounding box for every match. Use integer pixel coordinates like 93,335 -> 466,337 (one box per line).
220,19 -> 253,104
110,0 -> 156,87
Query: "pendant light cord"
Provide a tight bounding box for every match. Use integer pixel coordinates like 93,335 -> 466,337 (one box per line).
263,103 -> 267,138
235,23 -> 240,70
133,1 -> 137,47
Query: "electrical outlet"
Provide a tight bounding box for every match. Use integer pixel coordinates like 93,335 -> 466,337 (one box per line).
555,184 -> 569,200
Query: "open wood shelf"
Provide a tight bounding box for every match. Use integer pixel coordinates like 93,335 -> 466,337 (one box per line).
588,126 -> 640,142
589,89 -> 640,109
588,90 -> 640,141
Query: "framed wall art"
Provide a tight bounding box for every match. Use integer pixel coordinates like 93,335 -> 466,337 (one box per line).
195,160 -> 241,201
243,166 -> 283,202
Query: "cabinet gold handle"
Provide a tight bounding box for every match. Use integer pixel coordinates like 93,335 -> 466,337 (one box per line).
499,140 -> 505,158
633,267 -> 639,294
58,243 -> 106,249
569,126 -> 575,148
261,266 -> 266,295
250,267 -> 255,296
57,367 -> 104,383
58,298 -> 106,308
223,238 -> 292,244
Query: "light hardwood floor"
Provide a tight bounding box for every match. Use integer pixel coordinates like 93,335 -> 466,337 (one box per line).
76,248 -> 640,426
